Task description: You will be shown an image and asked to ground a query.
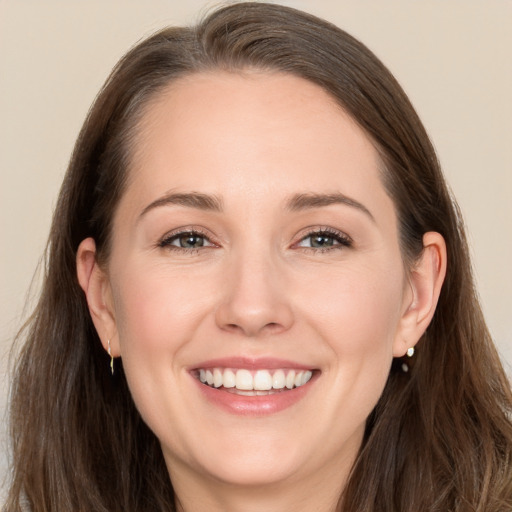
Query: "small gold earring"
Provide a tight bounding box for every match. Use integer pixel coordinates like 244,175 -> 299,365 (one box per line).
406,347 -> 415,358
107,339 -> 114,375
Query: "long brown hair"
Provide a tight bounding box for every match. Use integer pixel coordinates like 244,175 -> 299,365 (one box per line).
6,3 -> 512,511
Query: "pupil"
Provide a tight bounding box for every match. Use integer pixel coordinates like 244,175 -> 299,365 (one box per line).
311,235 -> 333,248
181,234 -> 204,248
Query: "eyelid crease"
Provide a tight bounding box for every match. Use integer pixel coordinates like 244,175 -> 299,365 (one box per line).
295,226 -> 352,241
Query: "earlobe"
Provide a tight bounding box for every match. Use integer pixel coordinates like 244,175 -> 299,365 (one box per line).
76,238 -> 120,357
393,231 -> 447,357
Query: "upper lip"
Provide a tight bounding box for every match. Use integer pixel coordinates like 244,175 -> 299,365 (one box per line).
190,356 -> 316,371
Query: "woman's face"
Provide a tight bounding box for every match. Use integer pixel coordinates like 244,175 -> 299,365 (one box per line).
102,71 -> 415,492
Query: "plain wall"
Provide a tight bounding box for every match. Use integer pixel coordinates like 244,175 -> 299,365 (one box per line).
1,0 -> 511,497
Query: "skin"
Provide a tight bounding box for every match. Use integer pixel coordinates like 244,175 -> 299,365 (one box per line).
77,71 -> 446,512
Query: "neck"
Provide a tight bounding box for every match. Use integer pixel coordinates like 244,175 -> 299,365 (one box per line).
169,452 -> 355,512
174,479 -> 344,512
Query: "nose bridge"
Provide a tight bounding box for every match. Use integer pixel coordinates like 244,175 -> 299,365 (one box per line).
215,241 -> 294,337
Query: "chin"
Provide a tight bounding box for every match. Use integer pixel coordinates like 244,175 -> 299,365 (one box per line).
201,452 -> 303,488
163,428 -> 308,488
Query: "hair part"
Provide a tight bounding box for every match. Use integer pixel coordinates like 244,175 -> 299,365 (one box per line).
6,3 -> 512,511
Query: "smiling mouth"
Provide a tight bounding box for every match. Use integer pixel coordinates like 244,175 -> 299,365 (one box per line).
195,368 -> 314,396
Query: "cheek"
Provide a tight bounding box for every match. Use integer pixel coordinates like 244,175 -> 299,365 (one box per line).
300,260 -> 405,406
110,263 -> 213,364
108,263 -> 217,431
304,263 -> 405,349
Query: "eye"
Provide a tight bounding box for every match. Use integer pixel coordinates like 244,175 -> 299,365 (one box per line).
296,229 -> 352,251
159,230 -> 214,250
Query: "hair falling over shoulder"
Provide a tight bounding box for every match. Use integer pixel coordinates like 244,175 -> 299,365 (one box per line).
5,3 -> 512,511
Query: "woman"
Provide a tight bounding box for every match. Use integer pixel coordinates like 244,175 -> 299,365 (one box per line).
6,2 -> 512,511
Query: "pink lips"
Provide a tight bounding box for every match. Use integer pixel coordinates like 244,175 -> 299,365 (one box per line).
190,357 -> 318,416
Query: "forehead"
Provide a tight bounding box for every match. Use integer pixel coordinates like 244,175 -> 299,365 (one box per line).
116,70 -> 393,229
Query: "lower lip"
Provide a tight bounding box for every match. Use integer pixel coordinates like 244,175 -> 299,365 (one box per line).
192,375 -> 317,416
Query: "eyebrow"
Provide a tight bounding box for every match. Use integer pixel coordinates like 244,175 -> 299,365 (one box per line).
286,193 -> 375,222
139,192 -> 223,218
139,190 -> 374,222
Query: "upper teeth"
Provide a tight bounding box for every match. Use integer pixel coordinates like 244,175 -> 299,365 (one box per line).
197,368 -> 313,391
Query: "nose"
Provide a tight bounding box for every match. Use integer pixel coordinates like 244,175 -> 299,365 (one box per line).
214,251 -> 294,338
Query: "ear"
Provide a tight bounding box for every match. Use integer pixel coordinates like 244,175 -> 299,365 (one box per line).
393,231 -> 447,357
76,237 -> 120,357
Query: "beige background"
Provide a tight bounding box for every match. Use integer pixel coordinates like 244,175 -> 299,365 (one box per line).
1,0 -> 511,497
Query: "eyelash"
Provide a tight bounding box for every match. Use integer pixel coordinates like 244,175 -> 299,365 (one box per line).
294,227 -> 353,253
158,227 -> 216,253
157,227 -> 352,253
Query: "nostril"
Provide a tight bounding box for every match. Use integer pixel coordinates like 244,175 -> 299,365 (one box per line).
222,323 -> 246,335
223,321 -> 285,336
